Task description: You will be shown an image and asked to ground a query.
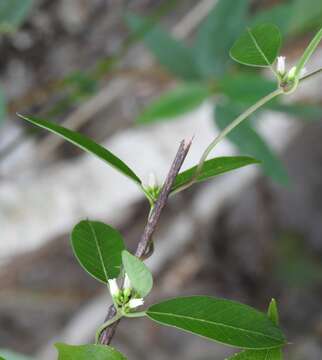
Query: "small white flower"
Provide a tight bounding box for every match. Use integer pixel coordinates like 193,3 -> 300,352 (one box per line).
108,278 -> 120,297
277,56 -> 286,75
128,298 -> 144,309
123,274 -> 131,290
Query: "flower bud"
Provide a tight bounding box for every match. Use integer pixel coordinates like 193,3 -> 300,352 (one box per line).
108,278 -> 120,298
128,298 -> 144,309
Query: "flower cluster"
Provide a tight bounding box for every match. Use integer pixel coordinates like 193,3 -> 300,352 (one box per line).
276,56 -> 306,93
108,276 -> 144,313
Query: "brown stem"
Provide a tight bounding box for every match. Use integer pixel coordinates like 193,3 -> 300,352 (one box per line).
99,138 -> 192,345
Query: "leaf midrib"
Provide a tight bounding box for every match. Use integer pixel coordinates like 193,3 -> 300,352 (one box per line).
246,27 -> 271,66
148,310 -> 283,344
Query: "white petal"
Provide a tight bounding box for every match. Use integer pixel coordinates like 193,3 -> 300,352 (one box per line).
123,274 -> 131,290
277,56 -> 286,74
128,298 -> 144,309
108,279 -> 120,297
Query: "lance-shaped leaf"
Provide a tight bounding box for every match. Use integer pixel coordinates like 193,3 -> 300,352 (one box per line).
122,250 -> 153,297
171,156 -> 260,193
215,104 -> 289,185
55,343 -> 126,360
227,299 -> 284,359
126,14 -> 200,81
146,296 -> 286,350
137,83 -> 210,124
18,115 -> 141,185
71,220 -> 125,283
230,23 -> 282,67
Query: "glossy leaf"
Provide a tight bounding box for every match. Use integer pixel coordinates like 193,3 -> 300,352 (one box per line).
19,115 -> 141,185
126,14 -> 200,81
171,156 -> 260,192
230,23 -> 282,67
71,220 -> 125,283
122,250 -> 153,297
194,0 -> 248,78
215,104 -> 288,185
137,83 -> 210,124
55,343 -> 126,360
147,296 -> 286,350
0,0 -> 33,33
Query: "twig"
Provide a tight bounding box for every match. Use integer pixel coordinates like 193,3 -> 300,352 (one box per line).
99,138 -> 192,345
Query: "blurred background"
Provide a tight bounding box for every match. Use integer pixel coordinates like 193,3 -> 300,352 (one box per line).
1,0 -> 322,359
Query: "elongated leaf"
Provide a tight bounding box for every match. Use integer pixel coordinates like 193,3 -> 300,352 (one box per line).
194,0 -> 248,78
126,14 -> 200,81
215,104 -> 288,185
19,115 -> 141,185
171,156 -> 260,192
230,23 -> 282,67
71,220 -> 125,283
55,343 -> 126,360
122,250 -> 153,297
137,83 -> 210,124
147,296 -> 286,350
0,0 -> 33,33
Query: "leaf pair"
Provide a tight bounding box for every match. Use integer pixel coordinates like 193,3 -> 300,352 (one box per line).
71,220 -> 153,298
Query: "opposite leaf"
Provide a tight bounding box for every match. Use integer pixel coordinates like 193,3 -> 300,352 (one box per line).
55,343 -> 126,360
147,296 -> 286,350
171,156 -> 260,193
122,250 -> 153,297
71,220 -> 125,283
230,23 -> 282,67
137,83 -> 210,124
18,115 -> 141,185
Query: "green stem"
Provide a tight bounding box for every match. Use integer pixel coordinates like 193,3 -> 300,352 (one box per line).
300,67 -> 322,83
174,88 -> 283,194
95,312 -> 123,344
123,311 -> 146,318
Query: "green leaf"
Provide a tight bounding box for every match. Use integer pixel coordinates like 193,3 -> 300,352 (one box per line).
55,343 -> 126,360
146,296 -> 286,350
230,23 -> 282,67
171,156 -> 260,193
126,14 -> 200,81
219,74 -> 277,105
194,0 -> 248,78
122,250 -> 153,297
227,300 -> 283,359
137,83 -> 210,124
215,104 -> 288,185
71,220 -> 125,283
270,103 -> 322,120
0,0 -> 33,33
18,115 -> 141,185
267,299 -> 279,326
0,350 -> 33,360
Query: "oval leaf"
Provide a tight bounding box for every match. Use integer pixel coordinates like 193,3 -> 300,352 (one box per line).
55,343 -> 126,360
147,296 -> 286,350
171,156 -> 260,193
230,23 -> 282,67
137,84 -> 210,124
71,220 -> 125,283
122,250 -> 153,297
18,115 -> 141,185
